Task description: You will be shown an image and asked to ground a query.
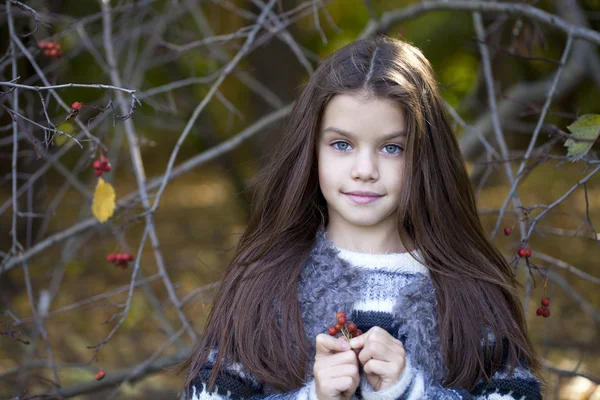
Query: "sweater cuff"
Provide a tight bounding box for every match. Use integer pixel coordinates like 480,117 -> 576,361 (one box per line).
300,379 -> 318,400
359,357 -> 415,400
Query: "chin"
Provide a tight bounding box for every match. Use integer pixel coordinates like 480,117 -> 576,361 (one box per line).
337,213 -> 388,227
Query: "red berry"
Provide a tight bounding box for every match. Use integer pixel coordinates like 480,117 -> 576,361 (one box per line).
347,322 -> 357,333
127,253 -> 135,261
541,298 -> 550,307
536,308 -> 543,316
336,312 -> 346,320
94,169 -> 103,177
103,162 -> 111,172
38,41 -> 48,48
72,101 -> 83,111
328,326 -> 337,336
106,253 -> 116,263
93,160 -> 101,169
337,314 -> 347,325
518,249 -> 527,257
542,308 -> 550,318
525,249 -> 532,257
504,227 -> 512,236
334,323 -> 342,331
95,370 -> 105,380
119,260 -> 128,269
355,329 -> 362,336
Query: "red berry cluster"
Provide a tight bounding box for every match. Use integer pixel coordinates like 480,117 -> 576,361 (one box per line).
106,253 -> 134,269
95,369 -> 106,381
327,312 -> 362,341
93,156 -> 112,177
37,41 -> 62,59
536,297 -> 550,318
518,247 -> 532,258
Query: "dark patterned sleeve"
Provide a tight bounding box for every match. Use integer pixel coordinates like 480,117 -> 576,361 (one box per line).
359,356 -> 542,400
187,348 -> 318,400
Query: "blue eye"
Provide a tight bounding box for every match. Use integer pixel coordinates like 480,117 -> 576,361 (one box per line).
330,141 -> 403,154
331,141 -> 350,151
384,144 -> 403,154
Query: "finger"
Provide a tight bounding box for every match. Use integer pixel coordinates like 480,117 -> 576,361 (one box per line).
328,367 -> 360,397
357,340 -> 390,366
329,376 -> 357,396
325,364 -> 360,379
349,333 -> 366,350
363,358 -> 405,378
316,334 -> 350,356
315,348 -> 358,371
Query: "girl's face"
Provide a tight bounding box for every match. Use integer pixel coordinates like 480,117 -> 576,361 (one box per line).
317,93 -> 407,233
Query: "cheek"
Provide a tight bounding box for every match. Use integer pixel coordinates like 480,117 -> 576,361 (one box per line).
317,151 -> 336,188
385,164 -> 404,194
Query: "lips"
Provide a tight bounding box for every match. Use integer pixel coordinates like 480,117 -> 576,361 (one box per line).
345,191 -> 383,197
344,191 -> 383,205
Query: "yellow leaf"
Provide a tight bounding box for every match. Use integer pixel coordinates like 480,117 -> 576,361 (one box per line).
55,134 -> 68,147
92,178 -> 116,223
564,114 -> 600,162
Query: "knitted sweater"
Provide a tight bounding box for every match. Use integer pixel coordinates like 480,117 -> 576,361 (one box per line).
187,230 -> 542,400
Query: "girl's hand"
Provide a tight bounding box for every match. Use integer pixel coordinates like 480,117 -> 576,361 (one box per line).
349,326 -> 406,392
314,333 -> 360,400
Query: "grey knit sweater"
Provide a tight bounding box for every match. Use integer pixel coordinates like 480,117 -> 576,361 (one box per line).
186,230 -> 542,400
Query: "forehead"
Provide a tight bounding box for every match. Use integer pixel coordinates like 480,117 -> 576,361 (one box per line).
320,93 -> 407,137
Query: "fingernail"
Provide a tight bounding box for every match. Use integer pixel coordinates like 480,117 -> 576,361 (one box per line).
340,339 -> 350,350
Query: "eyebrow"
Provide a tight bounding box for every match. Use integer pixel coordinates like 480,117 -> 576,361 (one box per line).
321,127 -> 406,141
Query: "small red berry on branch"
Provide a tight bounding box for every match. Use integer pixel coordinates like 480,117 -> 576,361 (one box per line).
66,101 -> 85,121
536,308 -> 543,316
518,248 -> 532,258
95,369 -> 105,380
541,298 -> 550,307
503,227 -> 512,236
542,308 -> 550,318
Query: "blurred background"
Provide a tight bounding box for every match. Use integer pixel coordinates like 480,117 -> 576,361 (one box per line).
1,0 -> 599,398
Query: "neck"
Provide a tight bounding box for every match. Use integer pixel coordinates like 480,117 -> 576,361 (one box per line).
324,224 -> 414,254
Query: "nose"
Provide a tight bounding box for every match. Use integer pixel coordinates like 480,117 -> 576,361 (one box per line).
351,151 -> 379,181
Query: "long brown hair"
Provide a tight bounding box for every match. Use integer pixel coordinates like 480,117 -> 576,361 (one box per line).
176,35 -> 540,393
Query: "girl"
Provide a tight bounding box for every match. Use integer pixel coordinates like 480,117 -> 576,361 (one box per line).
177,35 -> 542,399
